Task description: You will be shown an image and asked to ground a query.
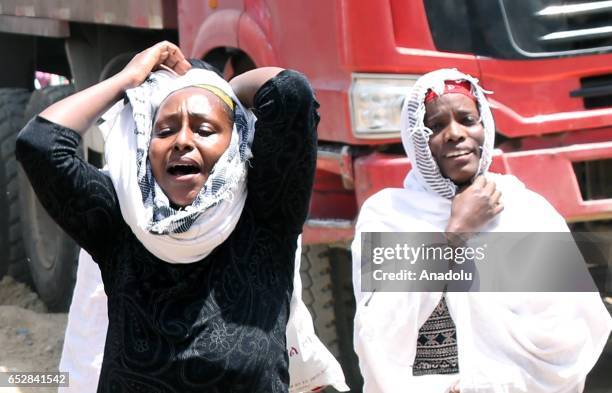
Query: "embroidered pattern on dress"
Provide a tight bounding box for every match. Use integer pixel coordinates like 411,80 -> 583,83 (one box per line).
413,296 -> 459,376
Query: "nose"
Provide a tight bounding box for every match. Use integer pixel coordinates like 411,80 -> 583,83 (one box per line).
442,119 -> 467,143
173,124 -> 194,152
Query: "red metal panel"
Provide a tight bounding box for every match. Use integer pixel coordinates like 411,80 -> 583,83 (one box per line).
179,1 -> 480,144
245,0 -> 352,142
478,54 -> 612,138
338,0 -> 479,74
310,170 -> 356,221
178,0 -> 243,58
188,9 -> 241,59
389,0 -> 435,50
352,142 -> 612,224
499,126 -> 612,152
302,224 -> 354,246
237,12 -> 278,66
500,142 -> 612,222
353,152 -> 411,207
232,0 -> 483,145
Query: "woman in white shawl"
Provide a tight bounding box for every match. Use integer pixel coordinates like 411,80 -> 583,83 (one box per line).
16,42 -> 320,393
351,68 -> 612,393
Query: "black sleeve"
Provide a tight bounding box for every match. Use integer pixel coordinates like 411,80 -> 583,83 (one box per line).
15,116 -> 122,263
247,69 -> 319,233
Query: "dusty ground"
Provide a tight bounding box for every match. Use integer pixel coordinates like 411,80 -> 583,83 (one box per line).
0,276 -> 66,393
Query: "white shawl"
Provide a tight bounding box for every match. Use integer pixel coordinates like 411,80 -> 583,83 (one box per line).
102,69 -> 256,263
351,69 -> 612,393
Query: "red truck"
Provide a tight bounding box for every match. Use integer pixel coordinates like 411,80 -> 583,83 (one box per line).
0,0 -> 610,389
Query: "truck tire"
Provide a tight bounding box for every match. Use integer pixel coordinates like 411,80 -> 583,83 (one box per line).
0,88 -> 31,280
19,84 -> 78,312
301,245 -> 363,392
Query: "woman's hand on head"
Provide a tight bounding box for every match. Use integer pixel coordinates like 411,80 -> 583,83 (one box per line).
446,175 -> 503,237
38,42 -> 191,134
119,41 -> 192,89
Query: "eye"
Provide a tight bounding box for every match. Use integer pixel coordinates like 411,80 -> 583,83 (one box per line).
154,127 -> 173,137
461,115 -> 480,127
428,123 -> 444,133
196,125 -> 215,137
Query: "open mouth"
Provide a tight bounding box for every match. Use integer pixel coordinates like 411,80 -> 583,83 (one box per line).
167,163 -> 200,176
445,150 -> 472,159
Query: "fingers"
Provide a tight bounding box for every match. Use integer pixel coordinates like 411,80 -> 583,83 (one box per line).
158,63 -> 179,77
482,177 -> 497,195
468,176 -> 497,199
174,59 -> 192,75
458,175 -> 486,195
151,41 -> 191,76
162,42 -> 191,75
119,41 -> 191,89
473,175 -> 486,188
491,190 -> 502,205
489,186 -> 503,216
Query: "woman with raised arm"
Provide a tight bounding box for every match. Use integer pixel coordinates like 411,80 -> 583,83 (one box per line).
16,41 -> 319,393
351,69 -> 612,393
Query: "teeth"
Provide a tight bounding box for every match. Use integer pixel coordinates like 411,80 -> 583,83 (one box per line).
447,150 -> 470,158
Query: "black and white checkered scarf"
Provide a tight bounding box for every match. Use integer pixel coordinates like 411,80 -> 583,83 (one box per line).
103,69 -> 256,263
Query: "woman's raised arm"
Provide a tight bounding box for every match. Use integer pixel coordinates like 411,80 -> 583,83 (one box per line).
40,41 -> 191,133
236,68 -> 319,233
229,67 -> 284,108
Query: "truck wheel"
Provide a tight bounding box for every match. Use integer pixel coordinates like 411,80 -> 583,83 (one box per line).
19,85 -> 78,312
0,88 -> 31,280
301,245 -> 363,392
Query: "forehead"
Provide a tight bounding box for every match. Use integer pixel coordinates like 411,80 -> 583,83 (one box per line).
156,87 -> 227,117
425,93 -> 479,116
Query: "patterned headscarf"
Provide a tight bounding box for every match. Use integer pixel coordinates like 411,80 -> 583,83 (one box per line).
103,68 -> 256,263
400,69 -> 494,199
131,70 -> 253,234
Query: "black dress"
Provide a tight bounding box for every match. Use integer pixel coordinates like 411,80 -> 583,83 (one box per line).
16,70 -> 319,393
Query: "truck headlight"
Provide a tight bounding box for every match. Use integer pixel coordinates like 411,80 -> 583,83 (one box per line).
350,73 -> 420,139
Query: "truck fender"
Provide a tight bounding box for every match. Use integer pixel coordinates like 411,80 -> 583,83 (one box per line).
237,12 -> 278,66
189,9 -> 241,59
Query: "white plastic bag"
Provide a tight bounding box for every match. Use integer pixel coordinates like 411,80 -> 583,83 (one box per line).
287,238 -> 350,393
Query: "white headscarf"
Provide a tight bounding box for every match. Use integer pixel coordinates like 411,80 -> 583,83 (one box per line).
400,68 -> 494,198
352,69 -> 612,393
102,69 -> 256,263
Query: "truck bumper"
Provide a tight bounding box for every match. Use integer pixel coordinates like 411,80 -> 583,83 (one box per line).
303,140 -> 612,245
354,143 -> 612,222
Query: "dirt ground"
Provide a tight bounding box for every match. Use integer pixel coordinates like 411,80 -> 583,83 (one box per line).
0,276 -> 66,393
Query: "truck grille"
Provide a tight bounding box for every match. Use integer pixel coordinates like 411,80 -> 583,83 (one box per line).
571,73 -> 612,109
573,158 -> 612,201
500,0 -> 612,57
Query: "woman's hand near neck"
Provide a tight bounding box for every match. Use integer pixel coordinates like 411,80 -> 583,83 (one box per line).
39,41 -> 191,135
445,175 -> 503,245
